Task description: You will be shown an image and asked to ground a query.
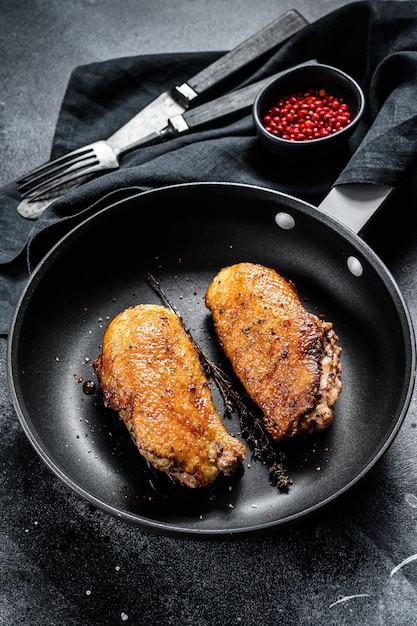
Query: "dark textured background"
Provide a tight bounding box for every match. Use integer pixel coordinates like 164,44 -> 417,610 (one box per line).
1,1 -> 417,624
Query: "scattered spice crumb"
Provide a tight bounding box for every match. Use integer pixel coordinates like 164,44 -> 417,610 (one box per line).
329,594 -> 369,608
390,553 -> 417,577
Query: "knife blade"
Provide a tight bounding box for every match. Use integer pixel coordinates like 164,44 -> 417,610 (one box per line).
17,9 -> 309,218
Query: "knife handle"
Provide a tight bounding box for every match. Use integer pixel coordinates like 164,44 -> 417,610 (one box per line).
174,9 -> 308,106
176,61 -> 316,131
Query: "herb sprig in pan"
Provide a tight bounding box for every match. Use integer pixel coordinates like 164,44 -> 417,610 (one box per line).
147,273 -> 293,492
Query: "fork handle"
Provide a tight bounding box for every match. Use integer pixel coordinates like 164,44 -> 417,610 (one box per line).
173,9 -> 308,106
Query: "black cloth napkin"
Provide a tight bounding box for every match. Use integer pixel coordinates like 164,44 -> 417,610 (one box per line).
2,0 -> 417,335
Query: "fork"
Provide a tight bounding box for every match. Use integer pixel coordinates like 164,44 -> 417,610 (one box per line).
16,134 -> 161,203
16,66 -> 303,203
15,85 -> 260,202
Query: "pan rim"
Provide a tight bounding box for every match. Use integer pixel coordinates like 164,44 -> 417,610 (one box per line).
7,181 -> 416,537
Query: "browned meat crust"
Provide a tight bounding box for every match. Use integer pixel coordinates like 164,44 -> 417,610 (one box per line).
205,263 -> 342,441
93,304 -> 246,488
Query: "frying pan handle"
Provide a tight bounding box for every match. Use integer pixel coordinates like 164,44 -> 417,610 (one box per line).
318,184 -> 394,234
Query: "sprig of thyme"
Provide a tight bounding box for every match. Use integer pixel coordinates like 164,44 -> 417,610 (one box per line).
147,272 -> 292,491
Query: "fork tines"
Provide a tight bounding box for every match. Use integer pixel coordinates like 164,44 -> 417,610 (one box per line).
16,145 -> 100,201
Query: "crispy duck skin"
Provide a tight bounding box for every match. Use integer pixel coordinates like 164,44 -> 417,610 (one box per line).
205,263 -> 342,442
93,304 -> 246,488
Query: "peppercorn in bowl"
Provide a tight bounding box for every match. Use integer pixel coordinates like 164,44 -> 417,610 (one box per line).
253,63 -> 365,161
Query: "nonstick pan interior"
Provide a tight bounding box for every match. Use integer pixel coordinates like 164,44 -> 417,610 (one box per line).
8,182 -> 415,537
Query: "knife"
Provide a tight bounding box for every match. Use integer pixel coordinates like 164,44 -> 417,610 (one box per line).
98,60 -> 318,152
17,9 -> 308,218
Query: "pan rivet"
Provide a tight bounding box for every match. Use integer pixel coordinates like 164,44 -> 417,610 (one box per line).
347,255 -> 363,277
275,212 -> 295,230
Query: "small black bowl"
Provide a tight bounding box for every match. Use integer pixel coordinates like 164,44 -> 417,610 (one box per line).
253,63 -> 365,161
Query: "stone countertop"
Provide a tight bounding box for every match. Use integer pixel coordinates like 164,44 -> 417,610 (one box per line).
1,1 -> 417,624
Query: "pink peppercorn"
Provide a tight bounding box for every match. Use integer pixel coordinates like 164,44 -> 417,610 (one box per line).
262,88 -> 352,141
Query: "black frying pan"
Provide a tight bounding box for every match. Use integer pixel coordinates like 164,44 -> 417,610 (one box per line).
8,182 -> 415,537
